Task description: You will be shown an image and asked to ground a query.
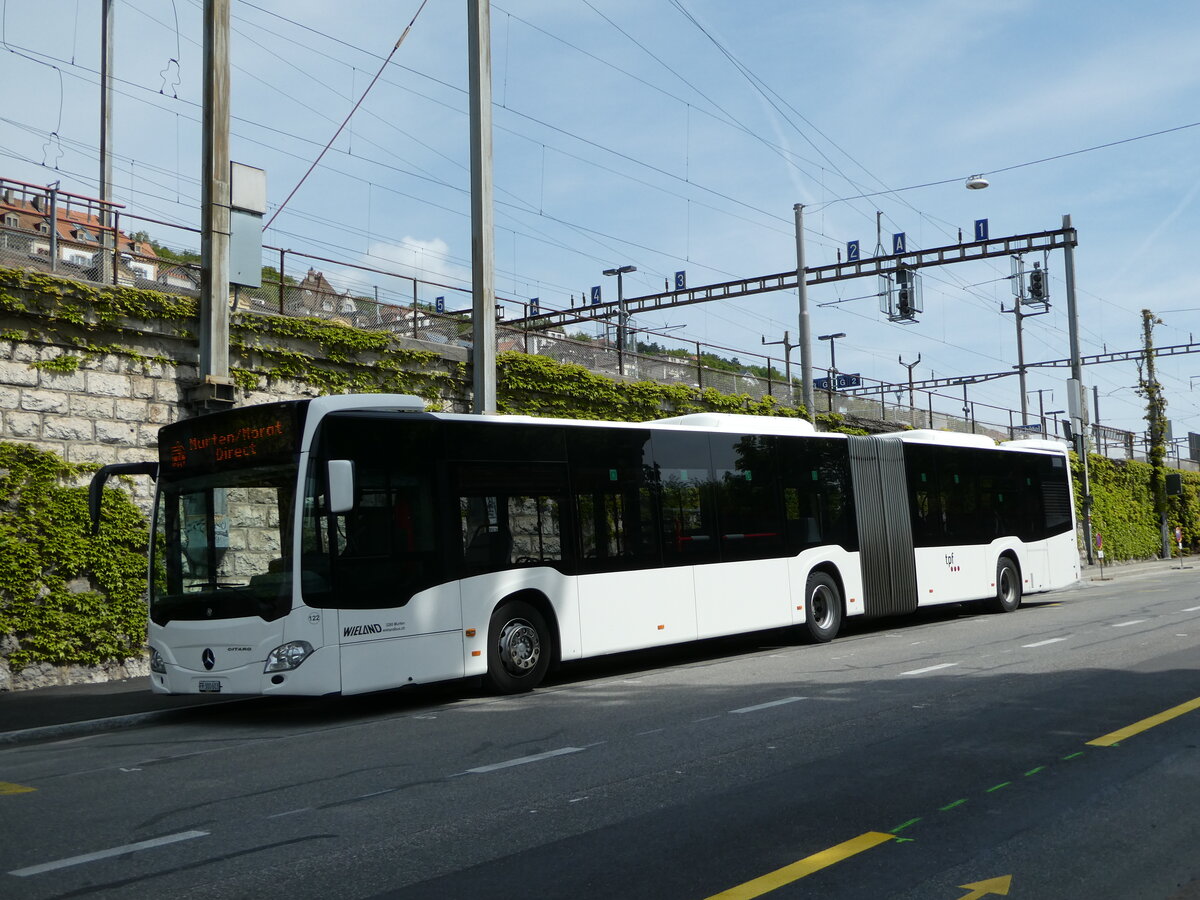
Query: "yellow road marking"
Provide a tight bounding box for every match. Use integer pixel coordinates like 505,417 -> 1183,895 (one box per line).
957,874 -> 1012,898
0,782 -> 36,795
1088,695 -> 1200,747
706,831 -> 894,899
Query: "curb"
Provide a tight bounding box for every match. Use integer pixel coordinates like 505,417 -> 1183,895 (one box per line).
0,697 -> 255,748
0,710 -> 178,748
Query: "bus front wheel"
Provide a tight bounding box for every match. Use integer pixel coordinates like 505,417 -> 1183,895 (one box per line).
988,557 -> 1022,613
800,571 -> 842,643
487,600 -> 552,693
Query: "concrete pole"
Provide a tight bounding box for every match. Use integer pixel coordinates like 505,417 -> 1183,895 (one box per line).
200,0 -> 231,384
795,204 -> 814,422
468,0 -> 496,414
1013,257 -> 1029,424
99,0 -> 116,284
1063,214 -> 1093,564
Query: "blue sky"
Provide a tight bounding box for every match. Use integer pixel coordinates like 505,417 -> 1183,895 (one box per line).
2,0 -> 1199,439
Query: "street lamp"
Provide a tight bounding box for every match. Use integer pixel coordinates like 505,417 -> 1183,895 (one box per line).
603,265 -> 636,375
818,332 -> 845,412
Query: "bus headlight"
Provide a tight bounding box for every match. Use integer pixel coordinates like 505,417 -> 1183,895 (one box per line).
149,647 -> 166,674
264,641 -> 314,673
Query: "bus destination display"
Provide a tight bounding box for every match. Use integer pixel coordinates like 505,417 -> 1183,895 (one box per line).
161,402 -> 305,474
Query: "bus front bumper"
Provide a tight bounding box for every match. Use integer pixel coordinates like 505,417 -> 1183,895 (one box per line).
149,645 -> 340,696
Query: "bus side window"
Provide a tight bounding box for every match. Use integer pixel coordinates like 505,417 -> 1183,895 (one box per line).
508,494 -> 562,563
461,496 -> 511,570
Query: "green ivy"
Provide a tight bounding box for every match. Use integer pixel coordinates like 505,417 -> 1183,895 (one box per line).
0,443 -> 150,672
31,354 -> 82,373
1075,452 -> 1200,561
494,352 -> 832,424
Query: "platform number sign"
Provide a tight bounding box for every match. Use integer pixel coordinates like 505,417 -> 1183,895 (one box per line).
529,297 -> 539,315
590,286 -> 601,305
435,296 -> 445,313
974,218 -> 989,242
675,271 -> 686,291
846,240 -> 860,262
892,232 -> 906,254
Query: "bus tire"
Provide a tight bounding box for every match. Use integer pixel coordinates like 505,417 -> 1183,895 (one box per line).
800,571 -> 842,643
487,600 -> 552,693
988,557 -> 1022,613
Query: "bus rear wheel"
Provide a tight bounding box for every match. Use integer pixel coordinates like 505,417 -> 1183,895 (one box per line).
800,571 -> 842,643
487,600 -> 552,693
987,557 -> 1022,613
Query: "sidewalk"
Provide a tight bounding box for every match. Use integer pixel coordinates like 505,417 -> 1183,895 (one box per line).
0,675 -> 241,747
0,555 -> 1191,748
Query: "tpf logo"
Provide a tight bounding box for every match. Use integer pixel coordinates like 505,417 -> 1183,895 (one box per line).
202,648 -> 215,671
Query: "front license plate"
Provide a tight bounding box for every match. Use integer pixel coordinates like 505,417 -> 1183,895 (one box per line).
197,680 -> 222,693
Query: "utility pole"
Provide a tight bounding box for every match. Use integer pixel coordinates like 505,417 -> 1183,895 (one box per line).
99,0 -> 115,285
1141,309 -> 1170,558
468,0 -> 496,414
604,265 -> 636,377
762,331 -> 799,405
196,0 -> 234,409
1002,256 -> 1029,424
795,204 -> 814,422
958,381 -> 973,432
899,353 -> 921,423
1063,214 -> 1093,564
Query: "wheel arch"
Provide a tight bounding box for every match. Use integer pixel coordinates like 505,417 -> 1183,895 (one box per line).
806,560 -> 848,616
495,588 -> 562,667
996,547 -> 1023,583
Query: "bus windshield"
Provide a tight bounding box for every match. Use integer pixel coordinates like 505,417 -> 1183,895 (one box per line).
151,465 -> 299,625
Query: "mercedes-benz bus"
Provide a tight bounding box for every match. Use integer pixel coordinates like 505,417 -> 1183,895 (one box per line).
90,394 -> 1079,696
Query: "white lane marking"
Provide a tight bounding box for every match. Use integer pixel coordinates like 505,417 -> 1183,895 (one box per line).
730,697 -> 806,714
1184,606 -> 1200,612
267,808 -> 313,819
636,728 -> 664,736
10,830 -> 209,877
900,663 -> 959,676
1023,638 -> 1068,648
1113,620 -> 1147,628
461,746 -> 585,775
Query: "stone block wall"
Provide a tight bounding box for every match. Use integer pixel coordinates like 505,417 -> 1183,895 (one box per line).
0,267 -> 466,689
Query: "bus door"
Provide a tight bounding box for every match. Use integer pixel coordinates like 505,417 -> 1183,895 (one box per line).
567,427 -> 700,656
696,433 -> 791,638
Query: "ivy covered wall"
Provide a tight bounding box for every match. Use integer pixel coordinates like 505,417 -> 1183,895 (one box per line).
0,443 -> 150,690
1080,454 -> 1200,561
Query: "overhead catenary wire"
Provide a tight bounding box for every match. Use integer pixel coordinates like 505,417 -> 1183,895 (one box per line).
265,0 -> 430,230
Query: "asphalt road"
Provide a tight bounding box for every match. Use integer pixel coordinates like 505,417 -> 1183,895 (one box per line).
2,567 -> 1199,899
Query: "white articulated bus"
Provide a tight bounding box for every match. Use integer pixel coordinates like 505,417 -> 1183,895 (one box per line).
90,394 -> 1079,696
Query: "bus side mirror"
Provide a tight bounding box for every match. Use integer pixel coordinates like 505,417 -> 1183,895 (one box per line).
88,461 -> 159,535
327,460 -> 355,514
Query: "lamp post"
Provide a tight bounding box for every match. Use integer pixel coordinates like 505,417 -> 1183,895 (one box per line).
818,332 -> 845,413
603,265 -> 636,376
762,331 -> 798,405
